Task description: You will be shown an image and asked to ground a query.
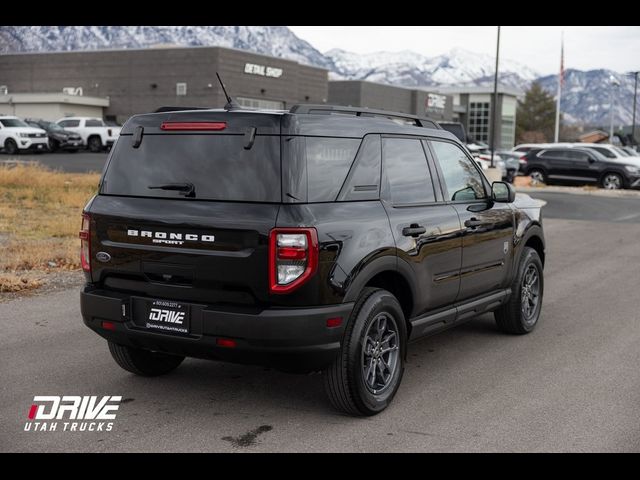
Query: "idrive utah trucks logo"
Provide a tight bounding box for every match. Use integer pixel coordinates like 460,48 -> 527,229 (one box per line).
25,396 -> 122,432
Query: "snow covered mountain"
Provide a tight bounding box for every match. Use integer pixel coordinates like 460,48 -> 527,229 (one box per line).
0,26 -> 635,126
0,26 -> 332,69
326,47 -> 539,90
537,69 -> 637,127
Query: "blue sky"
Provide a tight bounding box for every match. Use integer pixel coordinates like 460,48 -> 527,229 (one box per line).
288,26 -> 640,75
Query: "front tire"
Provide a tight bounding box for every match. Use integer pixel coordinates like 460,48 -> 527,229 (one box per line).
108,341 -> 185,376
4,139 -> 19,155
601,172 -> 623,190
323,288 -> 407,416
495,247 -> 544,334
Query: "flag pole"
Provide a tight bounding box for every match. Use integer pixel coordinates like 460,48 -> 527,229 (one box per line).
554,31 -> 563,143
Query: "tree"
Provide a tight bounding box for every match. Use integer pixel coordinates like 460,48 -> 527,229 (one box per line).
516,82 -> 557,143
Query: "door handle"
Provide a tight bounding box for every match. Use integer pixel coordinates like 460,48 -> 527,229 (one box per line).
402,224 -> 426,237
464,218 -> 483,228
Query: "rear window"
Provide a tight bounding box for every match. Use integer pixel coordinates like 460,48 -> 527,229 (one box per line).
85,119 -> 105,127
101,134 -> 281,202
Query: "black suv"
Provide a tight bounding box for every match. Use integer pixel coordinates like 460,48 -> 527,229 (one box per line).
522,146 -> 640,189
25,118 -> 82,152
80,105 -> 546,416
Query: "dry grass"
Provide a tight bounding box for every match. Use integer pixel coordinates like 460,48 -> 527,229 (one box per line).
0,165 -> 100,292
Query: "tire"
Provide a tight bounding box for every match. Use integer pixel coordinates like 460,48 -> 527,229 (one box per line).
4,138 -> 19,155
108,341 -> 185,376
494,247 -> 544,334
323,288 -> 407,416
48,139 -> 59,152
88,136 -> 102,153
528,168 -> 546,185
601,172 -> 623,190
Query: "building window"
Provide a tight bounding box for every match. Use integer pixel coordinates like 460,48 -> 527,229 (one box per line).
467,101 -> 490,143
236,97 -> 285,110
176,83 -> 187,96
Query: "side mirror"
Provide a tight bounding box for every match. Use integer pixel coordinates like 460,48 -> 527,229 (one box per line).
492,181 -> 516,203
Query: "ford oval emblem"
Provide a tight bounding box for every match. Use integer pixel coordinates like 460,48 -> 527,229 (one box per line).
96,251 -> 111,263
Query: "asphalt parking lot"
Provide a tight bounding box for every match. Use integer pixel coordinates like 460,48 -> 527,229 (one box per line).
1,191 -> 640,452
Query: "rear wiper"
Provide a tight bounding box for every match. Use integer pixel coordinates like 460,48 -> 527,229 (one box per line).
148,183 -> 195,198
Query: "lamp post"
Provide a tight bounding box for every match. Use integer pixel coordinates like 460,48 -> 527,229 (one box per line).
490,26 -> 501,168
628,71 -> 639,147
609,75 -> 620,144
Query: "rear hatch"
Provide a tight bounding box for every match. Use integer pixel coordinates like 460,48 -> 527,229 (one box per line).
87,110 -> 282,307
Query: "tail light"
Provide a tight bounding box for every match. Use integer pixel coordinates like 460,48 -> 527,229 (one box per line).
269,228 -> 318,294
107,128 -> 112,137
519,155 -> 528,164
79,213 -> 91,273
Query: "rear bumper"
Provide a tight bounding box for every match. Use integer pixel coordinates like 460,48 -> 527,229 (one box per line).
80,286 -> 353,372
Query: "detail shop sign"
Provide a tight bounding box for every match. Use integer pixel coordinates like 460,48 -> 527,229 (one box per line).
244,63 -> 283,78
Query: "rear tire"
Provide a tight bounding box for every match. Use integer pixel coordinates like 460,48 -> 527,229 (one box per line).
323,288 -> 407,416
528,168 -> 546,185
4,139 -> 19,155
88,136 -> 102,153
495,247 -> 544,334
108,341 -> 185,376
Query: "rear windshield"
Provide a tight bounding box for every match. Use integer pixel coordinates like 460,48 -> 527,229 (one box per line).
101,134 -> 281,202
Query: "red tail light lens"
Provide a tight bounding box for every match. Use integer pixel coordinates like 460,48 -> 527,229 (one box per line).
79,213 -> 91,273
269,228 -> 318,294
160,122 -> 227,131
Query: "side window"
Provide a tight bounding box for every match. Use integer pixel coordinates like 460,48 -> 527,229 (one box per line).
58,120 -> 69,127
85,119 -> 104,127
540,149 -> 562,158
565,151 -> 588,162
430,140 -> 487,202
339,135 -> 381,201
383,138 -> 436,205
59,120 -> 80,128
306,137 -> 361,202
593,147 -> 616,159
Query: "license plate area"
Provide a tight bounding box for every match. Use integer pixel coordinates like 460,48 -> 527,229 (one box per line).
140,299 -> 190,335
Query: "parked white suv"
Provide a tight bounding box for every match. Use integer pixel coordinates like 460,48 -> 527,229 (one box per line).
55,117 -> 121,152
575,143 -> 640,162
0,116 -> 48,154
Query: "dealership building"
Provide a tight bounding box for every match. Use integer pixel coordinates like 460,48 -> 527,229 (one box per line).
0,46 -> 328,124
329,80 -> 453,121
436,86 -> 521,149
0,46 -> 520,148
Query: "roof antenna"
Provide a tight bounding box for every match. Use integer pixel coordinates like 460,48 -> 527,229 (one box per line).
216,72 -> 241,111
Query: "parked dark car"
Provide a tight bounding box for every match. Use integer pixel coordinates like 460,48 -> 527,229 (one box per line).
25,118 -> 82,152
80,104 -> 546,416
522,146 -> 640,189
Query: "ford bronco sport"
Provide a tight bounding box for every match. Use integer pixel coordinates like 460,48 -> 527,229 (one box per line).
80,104 -> 545,416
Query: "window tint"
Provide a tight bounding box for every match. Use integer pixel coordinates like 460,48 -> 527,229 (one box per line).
592,147 -> 616,159
101,134 -> 281,202
305,137 -> 360,202
540,149 -> 563,158
339,135 -> 381,201
59,120 -> 80,128
0,118 -> 28,127
565,150 -> 589,161
85,119 -> 105,127
431,140 -> 486,201
383,138 -> 435,205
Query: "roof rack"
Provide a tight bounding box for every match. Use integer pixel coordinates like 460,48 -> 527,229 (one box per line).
289,104 -> 441,129
154,106 -> 213,113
